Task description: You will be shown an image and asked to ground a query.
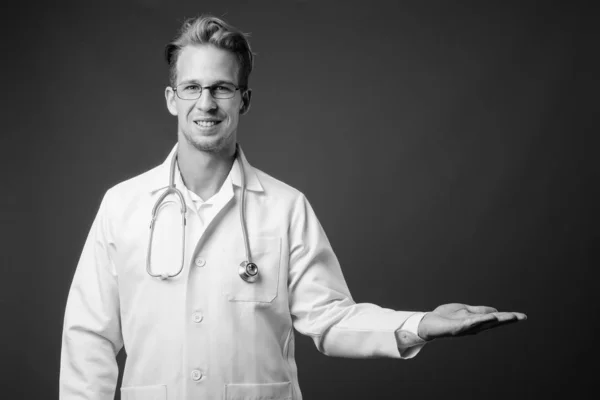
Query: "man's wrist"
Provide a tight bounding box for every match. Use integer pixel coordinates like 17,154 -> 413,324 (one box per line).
417,312 -> 432,341
396,312 -> 429,343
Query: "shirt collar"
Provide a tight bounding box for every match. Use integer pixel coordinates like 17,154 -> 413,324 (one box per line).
149,143 -> 264,194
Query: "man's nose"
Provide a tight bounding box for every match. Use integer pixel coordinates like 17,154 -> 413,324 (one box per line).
195,88 -> 217,111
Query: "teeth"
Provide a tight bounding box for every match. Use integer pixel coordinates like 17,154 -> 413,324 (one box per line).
195,120 -> 219,127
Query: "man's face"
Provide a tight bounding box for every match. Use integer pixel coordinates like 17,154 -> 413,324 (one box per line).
165,44 -> 251,153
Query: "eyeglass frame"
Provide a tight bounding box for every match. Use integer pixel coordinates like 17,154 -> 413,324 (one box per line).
171,81 -> 247,100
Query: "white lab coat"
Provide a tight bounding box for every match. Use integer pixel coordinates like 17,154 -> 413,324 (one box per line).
60,145 -> 425,400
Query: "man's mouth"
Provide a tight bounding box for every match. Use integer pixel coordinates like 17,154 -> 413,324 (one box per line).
194,119 -> 222,128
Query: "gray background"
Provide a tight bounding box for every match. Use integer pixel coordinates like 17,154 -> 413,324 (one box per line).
1,0 -> 595,399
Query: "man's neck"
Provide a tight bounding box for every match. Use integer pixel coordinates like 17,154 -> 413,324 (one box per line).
176,139 -> 236,201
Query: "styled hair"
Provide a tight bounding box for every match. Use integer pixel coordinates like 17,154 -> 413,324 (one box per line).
165,15 -> 254,89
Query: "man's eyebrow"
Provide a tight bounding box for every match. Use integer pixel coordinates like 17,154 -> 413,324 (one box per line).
211,79 -> 237,86
178,79 -> 236,86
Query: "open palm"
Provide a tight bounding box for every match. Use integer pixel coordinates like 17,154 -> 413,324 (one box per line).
417,303 -> 527,341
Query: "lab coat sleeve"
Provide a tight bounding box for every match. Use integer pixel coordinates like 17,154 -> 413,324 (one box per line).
288,193 -> 426,359
60,191 -> 124,399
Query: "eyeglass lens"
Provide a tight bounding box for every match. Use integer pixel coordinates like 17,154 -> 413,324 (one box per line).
176,83 -> 238,99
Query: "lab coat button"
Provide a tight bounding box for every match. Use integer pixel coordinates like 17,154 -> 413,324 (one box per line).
195,257 -> 206,267
192,312 -> 203,323
191,370 -> 202,381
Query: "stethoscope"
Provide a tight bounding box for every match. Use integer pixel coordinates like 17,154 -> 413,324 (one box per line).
146,144 -> 259,283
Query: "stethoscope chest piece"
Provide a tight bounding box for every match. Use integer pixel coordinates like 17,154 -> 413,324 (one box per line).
239,261 -> 259,283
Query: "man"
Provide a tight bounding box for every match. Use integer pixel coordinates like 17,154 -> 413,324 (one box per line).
60,15 -> 526,400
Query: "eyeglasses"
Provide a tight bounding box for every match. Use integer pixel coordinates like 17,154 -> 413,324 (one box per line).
173,82 -> 243,100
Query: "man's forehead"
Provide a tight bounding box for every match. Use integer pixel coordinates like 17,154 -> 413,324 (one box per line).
176,44 -> 240,84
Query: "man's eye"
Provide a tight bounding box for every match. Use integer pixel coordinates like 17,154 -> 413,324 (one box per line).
214,85 -> 233,92
183,84 -> 200,91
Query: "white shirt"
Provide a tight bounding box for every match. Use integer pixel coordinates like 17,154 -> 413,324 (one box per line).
60,145 -> 427,400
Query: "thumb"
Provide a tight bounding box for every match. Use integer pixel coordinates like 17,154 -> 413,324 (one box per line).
466,305 -> 498,314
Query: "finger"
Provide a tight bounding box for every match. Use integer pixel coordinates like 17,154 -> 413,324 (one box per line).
492,312 -> 519,322
468,319 -> 501,334
497,312 -> 527,320
463,313 -> 498,328
466,305 -> 498,315
458,311 -> 527,336
512,312 -> 527,320
478,320 -> 512,333
455,315 -> 498,336
493,312 -> 528,322
471,314 -> 523,334
464,315 -> 511,335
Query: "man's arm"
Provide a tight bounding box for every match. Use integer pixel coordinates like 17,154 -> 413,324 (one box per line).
288,193 -> 427,359
60,192 -> 123,399
288,193 -> 526,358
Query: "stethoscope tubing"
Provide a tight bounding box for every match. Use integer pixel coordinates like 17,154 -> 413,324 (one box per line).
146,153 -> 187,280
146,144 -> 256,282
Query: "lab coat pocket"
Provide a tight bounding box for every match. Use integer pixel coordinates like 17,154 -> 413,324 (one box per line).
224,236 -> 281,303
121,384 -> 167,400
225,381 -> 292,400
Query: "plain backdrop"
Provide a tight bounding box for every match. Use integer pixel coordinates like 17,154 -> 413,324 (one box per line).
1,0 -> 595,399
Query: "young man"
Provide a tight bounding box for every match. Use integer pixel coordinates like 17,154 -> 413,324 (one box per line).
60,15 -> 526,400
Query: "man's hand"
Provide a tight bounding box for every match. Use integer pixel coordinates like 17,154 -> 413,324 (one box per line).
417,303 -> 527,341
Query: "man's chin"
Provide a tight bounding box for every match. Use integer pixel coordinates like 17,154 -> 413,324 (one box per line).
187,133 -> 232,153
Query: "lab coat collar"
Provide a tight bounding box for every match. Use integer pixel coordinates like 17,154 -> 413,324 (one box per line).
149,143 -> 264,194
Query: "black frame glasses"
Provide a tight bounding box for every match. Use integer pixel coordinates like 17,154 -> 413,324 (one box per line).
173,82 -> 244,100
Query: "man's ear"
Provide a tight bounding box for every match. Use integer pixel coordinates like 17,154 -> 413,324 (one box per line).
239,88 -> 252,115
165,86 -> 178,116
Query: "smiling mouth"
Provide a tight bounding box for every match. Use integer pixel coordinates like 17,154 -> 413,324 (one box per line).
194,120 -> 222,128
